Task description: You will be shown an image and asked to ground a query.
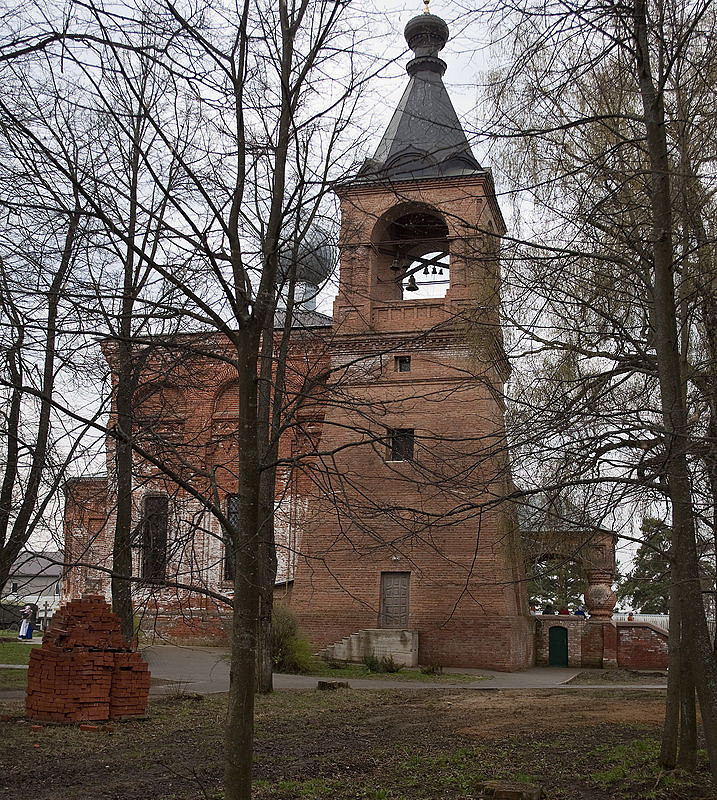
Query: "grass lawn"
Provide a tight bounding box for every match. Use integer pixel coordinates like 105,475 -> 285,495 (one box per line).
0,631 -> 42,665
0,687 -> 711,800
304,660 -> 490,683
0,668 -> 28,690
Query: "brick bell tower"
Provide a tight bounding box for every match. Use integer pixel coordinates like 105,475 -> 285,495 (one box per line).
290,6 -> 534,670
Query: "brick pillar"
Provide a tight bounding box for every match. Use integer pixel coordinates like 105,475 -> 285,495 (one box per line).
601,620 -> 618,668
584,569 -> 617,619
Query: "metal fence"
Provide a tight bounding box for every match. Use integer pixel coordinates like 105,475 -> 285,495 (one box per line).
613,613 -> 670,631
613,612 -> 717,640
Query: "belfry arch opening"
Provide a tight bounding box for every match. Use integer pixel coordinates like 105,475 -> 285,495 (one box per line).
372,207 -> 450,300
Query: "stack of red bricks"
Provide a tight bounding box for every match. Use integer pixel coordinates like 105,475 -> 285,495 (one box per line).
25,595 -> 151,723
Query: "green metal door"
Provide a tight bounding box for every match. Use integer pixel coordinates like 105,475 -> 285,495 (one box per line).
548,626 -> 568,666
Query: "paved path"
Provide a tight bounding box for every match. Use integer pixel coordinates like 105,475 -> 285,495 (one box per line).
0,645 -> 667,701
138,645 -> 667,694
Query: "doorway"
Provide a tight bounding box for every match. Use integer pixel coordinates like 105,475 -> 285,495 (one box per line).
379,572 -> 410,628
548,625 -> 569,666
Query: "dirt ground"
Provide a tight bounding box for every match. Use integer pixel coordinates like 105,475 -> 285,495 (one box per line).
0,688 -> 711,800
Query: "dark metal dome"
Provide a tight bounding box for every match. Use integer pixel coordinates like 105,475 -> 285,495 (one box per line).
277,226 -> 336,287
404,13 -> 449,57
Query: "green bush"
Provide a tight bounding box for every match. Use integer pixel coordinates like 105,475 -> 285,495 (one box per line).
362,652 -> 402,673
271,604 -> 314,674
362,653 -> 381,672
379,655 -> 402,673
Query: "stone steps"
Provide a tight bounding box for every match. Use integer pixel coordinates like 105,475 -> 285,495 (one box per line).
317,628 -> 418,667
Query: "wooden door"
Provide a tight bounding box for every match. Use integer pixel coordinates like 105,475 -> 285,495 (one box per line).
548,625 -> 569,666
380,572 -> 410,628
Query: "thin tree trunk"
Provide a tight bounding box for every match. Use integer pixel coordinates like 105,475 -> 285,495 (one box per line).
256,309 -> 277,693
634,0 -> 717,779
661,563 -> 680,768
224,331 -> 261,800
111,109 -> 144,643
0,202 -> 80,590
112,371 -> 135,643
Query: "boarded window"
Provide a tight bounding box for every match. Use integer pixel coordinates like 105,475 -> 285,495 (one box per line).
388,428 -> 414,462
224,494 -> 239,582
141,495 -> 168,580
395,355 -> 411,372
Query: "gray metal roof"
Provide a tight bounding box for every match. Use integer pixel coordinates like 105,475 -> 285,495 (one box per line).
9,551 -> 63,578
357,13 -> 482,183
273,309 -> 332,329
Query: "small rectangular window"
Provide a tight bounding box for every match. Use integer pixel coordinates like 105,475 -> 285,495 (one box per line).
224,495 -> 239,582
54,582 -> 61,596
141,495 -> 168,580
388,428 -> 414,462
10,582 -> 18,593
395,355 -> 411,372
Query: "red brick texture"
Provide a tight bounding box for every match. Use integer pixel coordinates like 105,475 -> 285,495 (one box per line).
25,596 -> 150,723
290,176 -> 534,671
616,622 -> 668,669
61,174 -> 541,670
535,617 -> 668,669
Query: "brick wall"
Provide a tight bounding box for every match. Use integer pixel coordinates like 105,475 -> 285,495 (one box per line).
62,175 -> 539,672
616,622 -> 668,669
535,616 -> 584,666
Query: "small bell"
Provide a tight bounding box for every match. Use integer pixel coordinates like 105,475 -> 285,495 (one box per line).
438,267 -> 443,276
390,257 -> 401,272
422,266 -> 429,276
405,274 -> 419,292
431,266 -> 437,275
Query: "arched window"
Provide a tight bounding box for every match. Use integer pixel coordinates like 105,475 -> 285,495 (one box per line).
139,495 -> 168,580
372,206 -> 450,300
133,384 -> 185,440
223,494 -> 239,582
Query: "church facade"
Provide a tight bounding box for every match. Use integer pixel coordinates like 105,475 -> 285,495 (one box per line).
63,10 -> 543,670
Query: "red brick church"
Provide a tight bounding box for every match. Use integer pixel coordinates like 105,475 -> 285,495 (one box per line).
64,9 -> 656,672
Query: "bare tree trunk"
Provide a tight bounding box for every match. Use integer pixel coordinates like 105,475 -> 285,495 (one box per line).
111,106 -> 146,643
0,201 -> 80,590
678,658 -> 697,771
634,0 -> 717,778
112,371 -> 135,642
256,310 -> 277,693
661,567 -> 680,767
225,331 -> 261,800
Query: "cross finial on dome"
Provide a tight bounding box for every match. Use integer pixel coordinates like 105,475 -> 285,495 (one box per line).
423,0 -> 430,13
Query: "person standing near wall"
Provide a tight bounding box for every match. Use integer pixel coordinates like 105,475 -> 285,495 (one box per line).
18,605 -> 34,640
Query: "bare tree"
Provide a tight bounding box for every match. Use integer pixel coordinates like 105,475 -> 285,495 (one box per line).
469,0 -> 717,776
1,3 -> 376,798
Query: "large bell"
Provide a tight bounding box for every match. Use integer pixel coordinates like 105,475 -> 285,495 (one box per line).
405,274 -> 419,292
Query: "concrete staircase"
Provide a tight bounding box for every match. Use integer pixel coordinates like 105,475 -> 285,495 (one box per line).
318,628 -> 418,667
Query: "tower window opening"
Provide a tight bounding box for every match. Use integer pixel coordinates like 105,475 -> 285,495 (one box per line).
395,356 -> 411,372
375,209 -> 450,300
387,428 -> 414,462
401,250 -> 450,299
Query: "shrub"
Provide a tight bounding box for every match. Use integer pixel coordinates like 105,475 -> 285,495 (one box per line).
271,604 -> 314,674
362,652 -> 402,673
379,655 -> 402,673
420,663 -> 443,676
362,653 -> 381,672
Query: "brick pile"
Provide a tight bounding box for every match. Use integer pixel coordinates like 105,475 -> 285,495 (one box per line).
25,595 -> 150,722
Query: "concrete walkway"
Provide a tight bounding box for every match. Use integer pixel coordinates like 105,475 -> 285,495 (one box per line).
0,645 -> 667,701
138,645 -> 667,694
